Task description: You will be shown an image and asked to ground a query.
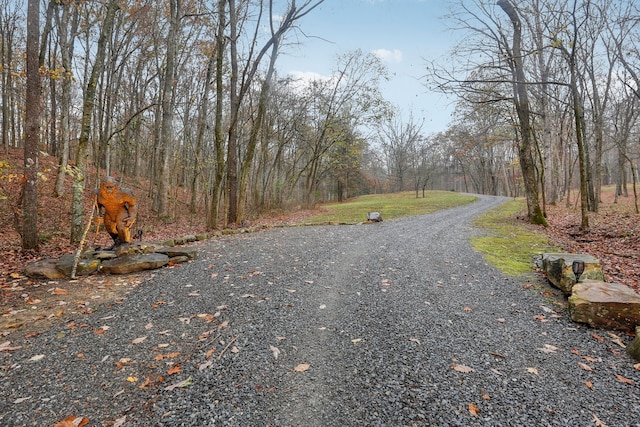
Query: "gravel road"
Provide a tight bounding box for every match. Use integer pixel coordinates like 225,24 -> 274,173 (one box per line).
2,195 -> 639,427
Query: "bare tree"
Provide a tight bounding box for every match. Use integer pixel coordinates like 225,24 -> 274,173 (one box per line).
21,0 -> 41,249
70,0 -> 120,243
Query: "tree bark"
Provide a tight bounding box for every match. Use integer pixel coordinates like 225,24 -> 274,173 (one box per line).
207,0 -> 227,229
155,0 -> 180,218
53,2 -> 78,197
497,0 -> 547,226
22,0 -> 42,250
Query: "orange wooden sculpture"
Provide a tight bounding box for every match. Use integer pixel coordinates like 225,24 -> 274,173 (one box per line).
94,176 -> 138,247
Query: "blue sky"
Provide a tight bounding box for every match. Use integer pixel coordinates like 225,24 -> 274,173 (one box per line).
277,0 -> 459,135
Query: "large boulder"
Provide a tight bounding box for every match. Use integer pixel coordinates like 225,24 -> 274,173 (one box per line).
627,327 -> 640,361
101,253 -> 170,274
568,280 -> 640,333
55,254 -> 101,277
542,253 -> 604,295
23,258 -> 67,280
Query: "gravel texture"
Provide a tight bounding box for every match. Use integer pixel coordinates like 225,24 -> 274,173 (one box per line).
2,195 -> 639,426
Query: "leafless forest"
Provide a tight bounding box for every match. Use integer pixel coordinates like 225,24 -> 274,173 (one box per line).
2,0 -> 640,250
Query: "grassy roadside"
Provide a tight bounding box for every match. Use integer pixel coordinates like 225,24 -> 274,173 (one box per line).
307,191 -> 477,223
470,199 -> 559,276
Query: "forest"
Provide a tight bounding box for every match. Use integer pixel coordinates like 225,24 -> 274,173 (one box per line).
2,0 -> 640,250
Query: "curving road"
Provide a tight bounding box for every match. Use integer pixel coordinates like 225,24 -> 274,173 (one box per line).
2,195 -> 639,426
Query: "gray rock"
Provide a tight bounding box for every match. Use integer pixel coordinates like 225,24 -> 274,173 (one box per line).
627,327 -> 640,361
568,279 -> 640,332
101,253 -> 170,274
542,253 -> 604,295
367,212 -> 383,222
23,258 -> 67,279
114,242 -> 164,256
156,246 -> 198,260
55,253 -> 101,277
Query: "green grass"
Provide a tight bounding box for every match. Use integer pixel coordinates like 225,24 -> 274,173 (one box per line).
470,199 -> 559,276
307,191 -> 478,223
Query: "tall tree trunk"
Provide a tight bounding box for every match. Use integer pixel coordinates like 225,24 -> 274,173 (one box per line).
236,38 -> 279,223
208,0 -> 227,229
22,0 -> 42,250
225,0 -> 240,226
190,46 -> 216,214
155,0 -> 180,217
53,2 -> 77,197
497,0 -> 547,226
70,0 -> 119,243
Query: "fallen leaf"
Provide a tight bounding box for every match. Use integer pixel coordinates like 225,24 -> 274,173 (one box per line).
490,368 -> 504,376
132,336 -> 147,345
0,341 -> 21,352
13,397 -> 31,404
231,346 -> 239,353
167,365 -> 182,375
53,416 -> 89,427
165,376 -> 192,391
468,402 -> 480,418
585,381 -> 593,389
205,348 -> 216,359
139,377 -> 151,389
533,315 -> 548,322
608,335 -> 626,348
572,348 -> 580,355
270,345 -> 281,360
409,338 -> 421,345
634,363 -> 640,371
52,288 -> 68,295
591,333 -> 605,342
592,413 -> 609,427
30,354 -> 45,361
351,338 -> 363,344
145,323 -> 153,330
496,318 -> 506,323
6,322 -> 23,329
113,415 -> 127,427
199,360 -> 213,370
582,356 -> 598,363
451,364 -> 474,373
526,367 -> 539,375
578,362 -> 593,372
294,363 -> 310,372
463,307 -> 472,312
127,376 -> 138,383
615,373 -> 633,385
537,344 -> 560,354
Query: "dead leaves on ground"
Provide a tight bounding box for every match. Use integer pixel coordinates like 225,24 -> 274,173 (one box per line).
53,416 -> 89,427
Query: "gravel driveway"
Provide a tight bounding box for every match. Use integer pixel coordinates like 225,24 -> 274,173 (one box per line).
2,195 -> 639,426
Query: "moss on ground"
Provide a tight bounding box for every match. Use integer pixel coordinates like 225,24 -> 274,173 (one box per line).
471,199 -> 558,276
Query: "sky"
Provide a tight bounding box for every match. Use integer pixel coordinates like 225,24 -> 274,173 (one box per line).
277,0 -> 460,136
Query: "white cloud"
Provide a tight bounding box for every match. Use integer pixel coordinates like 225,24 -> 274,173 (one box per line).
287,70 -> 333,91
372,48 -> 403,63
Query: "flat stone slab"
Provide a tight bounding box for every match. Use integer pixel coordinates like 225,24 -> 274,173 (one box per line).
156,246 -> 198,260
23,258 -> 67,280
568,280 -> 640,333
55,254 -> 101,277
101,253 -> 170,275
542,253 -> 604,295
